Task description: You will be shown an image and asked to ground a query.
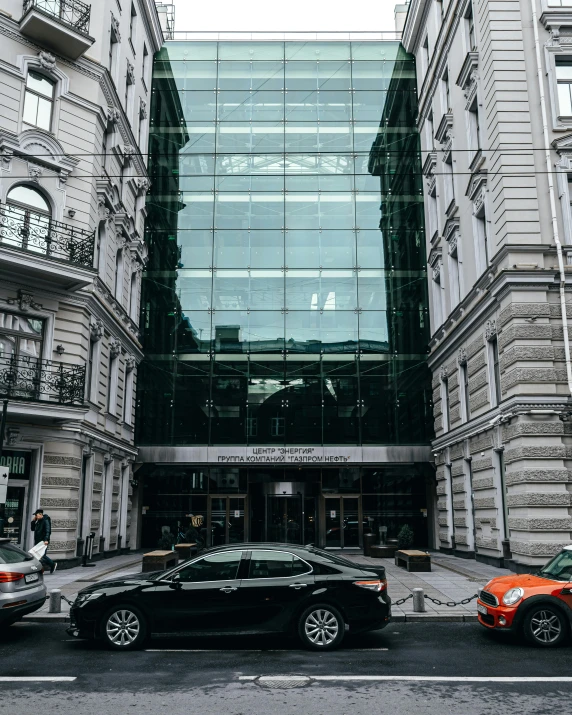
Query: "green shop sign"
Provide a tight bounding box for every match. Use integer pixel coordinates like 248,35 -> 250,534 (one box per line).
0,450 -> 31,479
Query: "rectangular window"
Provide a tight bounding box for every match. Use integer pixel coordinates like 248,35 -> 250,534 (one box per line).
441,70 -> 450,114
443,155 -> 455,210
142,44 -> 150,87
107,352 -> 119,415
460,362 -> 470,422
245,417 -> 258,437
448,242 -> 461,309
465,3 -> 476,51
23,72 -> 55,131
270,416 -> 285,437
130,3 -> 137,45
556,57 -> 572,117
467,97 -> 481,156
86,339 -> 97,401
475,205 -> 488,273
489,337 -> 502,407
432,265 -> 443,328
441,377 -> 450,431
421,35 -> 429,76
123,366 -> 134,425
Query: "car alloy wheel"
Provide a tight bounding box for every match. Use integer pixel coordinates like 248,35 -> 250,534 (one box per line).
524,607 -> 567,647
102,606 -> 146,650
298,605 -> 344,650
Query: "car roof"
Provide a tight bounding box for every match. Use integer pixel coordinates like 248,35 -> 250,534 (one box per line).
202,542 -> 319,555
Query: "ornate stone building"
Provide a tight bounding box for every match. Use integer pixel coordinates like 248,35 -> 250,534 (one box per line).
403,0 -> 572,570
0,0 -> 165,564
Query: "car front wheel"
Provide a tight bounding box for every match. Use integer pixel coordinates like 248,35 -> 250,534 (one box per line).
101,605 -> 147,650
522,605 -> 568,647
298,604 -> 345,651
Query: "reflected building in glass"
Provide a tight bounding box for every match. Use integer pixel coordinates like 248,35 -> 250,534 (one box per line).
137,38 -> 435,551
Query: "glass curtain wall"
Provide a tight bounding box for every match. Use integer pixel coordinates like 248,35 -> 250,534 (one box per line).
138,40 -> 431,447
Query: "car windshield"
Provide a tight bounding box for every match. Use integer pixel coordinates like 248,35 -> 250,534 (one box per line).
539,550 -> 572,581
0,543 -> 33,564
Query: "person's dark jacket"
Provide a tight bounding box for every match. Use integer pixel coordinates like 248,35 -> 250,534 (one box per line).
31,515 -> 51,545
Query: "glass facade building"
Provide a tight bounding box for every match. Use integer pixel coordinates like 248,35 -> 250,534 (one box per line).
137,39 -> 434,550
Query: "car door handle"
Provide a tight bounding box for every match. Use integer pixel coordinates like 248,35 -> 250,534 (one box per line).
220,586 -> 237,593
289,583 -> 308,590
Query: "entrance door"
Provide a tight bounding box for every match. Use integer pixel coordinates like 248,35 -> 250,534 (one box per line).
208,496 -> 246,546
266,496 -> 304,544
324,497 -> 361,548
0,482 -> 28,546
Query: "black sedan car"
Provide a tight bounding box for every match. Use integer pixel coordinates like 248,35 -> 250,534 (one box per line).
67,544 -> 391,651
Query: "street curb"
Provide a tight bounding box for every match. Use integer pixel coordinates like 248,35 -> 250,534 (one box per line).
72,557 -> 143,583
392,614 -> 479,623
22,613 -> 70,623
21,613 -> 479,624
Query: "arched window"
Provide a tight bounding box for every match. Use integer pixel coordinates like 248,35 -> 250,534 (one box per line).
3,185 -> 51,255
23,72 -> 55,131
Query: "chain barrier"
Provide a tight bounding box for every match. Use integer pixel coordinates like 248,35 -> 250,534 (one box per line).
424,593 -> 478,607
392,593 -> 479,608
393,594 -> 413,606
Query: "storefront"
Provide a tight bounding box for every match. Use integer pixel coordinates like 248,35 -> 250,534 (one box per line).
138,449 -> 434,550
0,449 -> 33,545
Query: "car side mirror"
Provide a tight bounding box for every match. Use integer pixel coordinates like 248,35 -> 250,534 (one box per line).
168,579 -> 182,590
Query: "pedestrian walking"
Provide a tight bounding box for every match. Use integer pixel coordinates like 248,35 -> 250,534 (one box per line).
31,508 -> 57,574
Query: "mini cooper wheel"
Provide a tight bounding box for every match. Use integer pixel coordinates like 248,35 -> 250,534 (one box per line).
101,605 -> 146,650
298,604 -> 345,651
523,606 -> 568,648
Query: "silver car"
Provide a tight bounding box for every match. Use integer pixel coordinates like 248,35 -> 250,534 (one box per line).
0,537 -> 47,625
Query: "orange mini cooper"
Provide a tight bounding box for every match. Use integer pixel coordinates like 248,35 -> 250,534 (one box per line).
477,545 -> 572,647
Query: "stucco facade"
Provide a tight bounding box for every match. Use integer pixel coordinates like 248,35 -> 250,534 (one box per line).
0,0 -> 164,564
403,0 -> 572,570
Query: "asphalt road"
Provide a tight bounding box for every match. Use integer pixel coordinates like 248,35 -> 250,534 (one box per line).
0,622 -> 570,714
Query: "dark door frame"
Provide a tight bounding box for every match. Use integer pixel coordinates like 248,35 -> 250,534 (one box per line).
207,494 -> 248,546
320,494 -> 363,549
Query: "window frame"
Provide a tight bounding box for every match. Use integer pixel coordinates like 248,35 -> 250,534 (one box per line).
245,549 -> 313,580
168,550 -> 246,584
22,71 -> 56,132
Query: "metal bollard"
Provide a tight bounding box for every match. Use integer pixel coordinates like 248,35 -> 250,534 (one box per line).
412,587 -> 426,613
48,589 -> 62,614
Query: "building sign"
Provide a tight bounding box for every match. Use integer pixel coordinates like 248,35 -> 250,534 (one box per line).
217,447 -> 353,464
0,450 -> 31,479
0,467 -> 8,503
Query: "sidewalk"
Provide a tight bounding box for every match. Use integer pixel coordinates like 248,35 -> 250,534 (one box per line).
24,549 -> 512,624
345,551 -> 511,622
24,553 -> 143,623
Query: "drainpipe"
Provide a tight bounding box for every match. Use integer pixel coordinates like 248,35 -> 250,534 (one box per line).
530,0 -> 572,395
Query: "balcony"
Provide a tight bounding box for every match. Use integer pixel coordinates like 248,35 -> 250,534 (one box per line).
0,205 -> 96,289
20,0 -> 94,60
0,356 -> 85,411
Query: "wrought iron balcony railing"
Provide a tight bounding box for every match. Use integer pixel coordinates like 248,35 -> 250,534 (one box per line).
0,356 -> 85,406
23,0 -> 91,35
0,205 -> 95,269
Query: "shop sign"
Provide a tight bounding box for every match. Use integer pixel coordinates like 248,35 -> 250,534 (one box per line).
0,467 -> 8,503
0,450 -> 31,479
216,447 -> 354,464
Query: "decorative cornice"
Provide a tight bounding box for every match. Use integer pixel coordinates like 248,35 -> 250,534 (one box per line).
458,347 -> 467,366
90,318 -> 104,342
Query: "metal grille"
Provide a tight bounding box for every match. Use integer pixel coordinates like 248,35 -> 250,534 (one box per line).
0,205 -> 95,269
479,590 -> 499,607
22,0 -> 91,35
0,355 -> 86,405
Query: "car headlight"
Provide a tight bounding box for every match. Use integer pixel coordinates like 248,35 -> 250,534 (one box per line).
74,592 -> 103,606
502,587 -> 524,606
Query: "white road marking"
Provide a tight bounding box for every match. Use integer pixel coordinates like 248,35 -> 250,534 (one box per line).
239,676 -> 572,683
145,648 -> 388,653
0,677 -> 76,683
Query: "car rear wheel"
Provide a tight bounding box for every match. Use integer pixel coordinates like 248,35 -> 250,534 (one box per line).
298,604 -> 345,651
522,605 -> 568,647
101,605 -> 147,650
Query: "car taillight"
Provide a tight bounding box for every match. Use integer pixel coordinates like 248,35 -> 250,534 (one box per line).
354,580 -> 387,592
0,572 -> 24,583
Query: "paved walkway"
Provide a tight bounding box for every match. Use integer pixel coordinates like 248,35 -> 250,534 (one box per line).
345,551 -> 511,621
26,549 -> 513,623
